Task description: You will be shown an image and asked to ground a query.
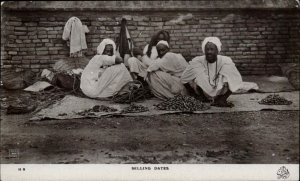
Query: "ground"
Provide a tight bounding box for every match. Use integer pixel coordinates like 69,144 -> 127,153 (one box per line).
1,108 -> 299,164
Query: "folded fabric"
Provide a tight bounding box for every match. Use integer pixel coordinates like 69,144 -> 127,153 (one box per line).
62,17 -> 89,56
24,81 -> 54,92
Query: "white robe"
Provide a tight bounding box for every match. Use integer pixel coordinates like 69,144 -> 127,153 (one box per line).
127,44 -> 158,78
80,55 -> 132,98
181,55 -> 243,97
146,52 -> 189,100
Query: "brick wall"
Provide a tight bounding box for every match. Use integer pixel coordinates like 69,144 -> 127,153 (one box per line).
1,9 -> 300,75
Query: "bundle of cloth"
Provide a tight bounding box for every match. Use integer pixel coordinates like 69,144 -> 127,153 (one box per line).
115,18 -> 133,66
62,17 -> 89,57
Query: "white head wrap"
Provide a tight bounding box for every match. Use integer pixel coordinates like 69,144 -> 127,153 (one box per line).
202,37 -> 222,53
97,38 -> 116,55
156,40 -> 169,48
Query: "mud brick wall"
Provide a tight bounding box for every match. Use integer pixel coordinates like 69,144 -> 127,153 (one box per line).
1,9 -> 300,75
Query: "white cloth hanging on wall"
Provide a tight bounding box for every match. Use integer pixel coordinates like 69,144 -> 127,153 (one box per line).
62,17 -> 89,57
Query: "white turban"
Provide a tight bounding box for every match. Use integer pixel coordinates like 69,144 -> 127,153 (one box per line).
156,40 -> 169,48
202,37 -> 222,53
97,38 -> 116,55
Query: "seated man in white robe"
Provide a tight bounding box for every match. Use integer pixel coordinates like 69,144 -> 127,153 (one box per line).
80,39 -> 132,98
127,30 -> 170,80
181,37 -> 243,107
146,40 -> 189,100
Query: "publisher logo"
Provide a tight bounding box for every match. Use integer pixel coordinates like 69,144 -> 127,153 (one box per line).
277,166 -> 290,179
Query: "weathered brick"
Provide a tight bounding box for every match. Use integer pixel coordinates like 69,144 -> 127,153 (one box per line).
25,32 -> 36,37
23,55 -> 36,59
38,31 -> 47,35
11,60 -> 22,64
39,22 -> 65,26
28,35 -> 37,39
31,59 -> 40,64
38,35 -> 47,39
48,31 -> 58,35
7,21 -> 22,26
12,56 -> 22,61
58,50 -> 68,55
8,35 -> 17,39
23,40 -> 31,43
36,51 -> 49,55
15,27 -> 27,31
49,47 -> 63,51
2,65 -> 13,68
40,59 -> 50,64
48,35 -> 57,39
36,47 -> 48,51
18,36 -> 28,40
54,27 -> 63,31
8,51 -> 18,55
15,32 -> 27,35
49,50 -> 58,55
138,21 -> 149,26
25,22 -> 38,26
26,26 -> 36,31
30,64 -> 41,69
33,39 -> 41,43
44,43 -> 53,47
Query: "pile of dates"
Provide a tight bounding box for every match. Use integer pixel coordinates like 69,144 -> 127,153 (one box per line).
121,103 -> 149,113
258,94 -> 292,105
155,95 -> 210,112
77,105 -> 118,116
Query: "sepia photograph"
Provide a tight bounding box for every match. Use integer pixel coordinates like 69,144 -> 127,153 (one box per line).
1,1 -> 299,180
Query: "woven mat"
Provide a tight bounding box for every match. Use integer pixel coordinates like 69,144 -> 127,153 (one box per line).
31,91 -> 299,121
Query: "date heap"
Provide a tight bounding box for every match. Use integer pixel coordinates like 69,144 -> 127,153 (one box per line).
258,94 -> 292,105
155,95 -> 210,112
91,105 -> 118,112
77,105 -> 118,116
122,103 -> 149,113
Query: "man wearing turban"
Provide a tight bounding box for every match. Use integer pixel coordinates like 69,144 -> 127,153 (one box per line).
80,39 -> 132,98
146,40 -> 189,100
128,30 -> 171,80
181,37 -> 243,107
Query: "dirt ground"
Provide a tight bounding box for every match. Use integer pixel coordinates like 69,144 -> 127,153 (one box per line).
1,109 -> 299,164
0,89 -> 299,164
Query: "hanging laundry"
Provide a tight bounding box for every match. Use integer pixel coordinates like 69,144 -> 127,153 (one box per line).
62,17 -> 89,57
116,18 -> 133,66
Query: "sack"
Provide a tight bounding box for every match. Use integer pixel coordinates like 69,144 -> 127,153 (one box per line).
52,57 -> 89,72
289,71 -> 300,89
2,68 -> 39,90
52,73 -> 80,91
280,63 -> 300,90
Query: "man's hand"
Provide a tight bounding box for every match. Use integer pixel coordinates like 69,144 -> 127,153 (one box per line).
115,56 -> 124,64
